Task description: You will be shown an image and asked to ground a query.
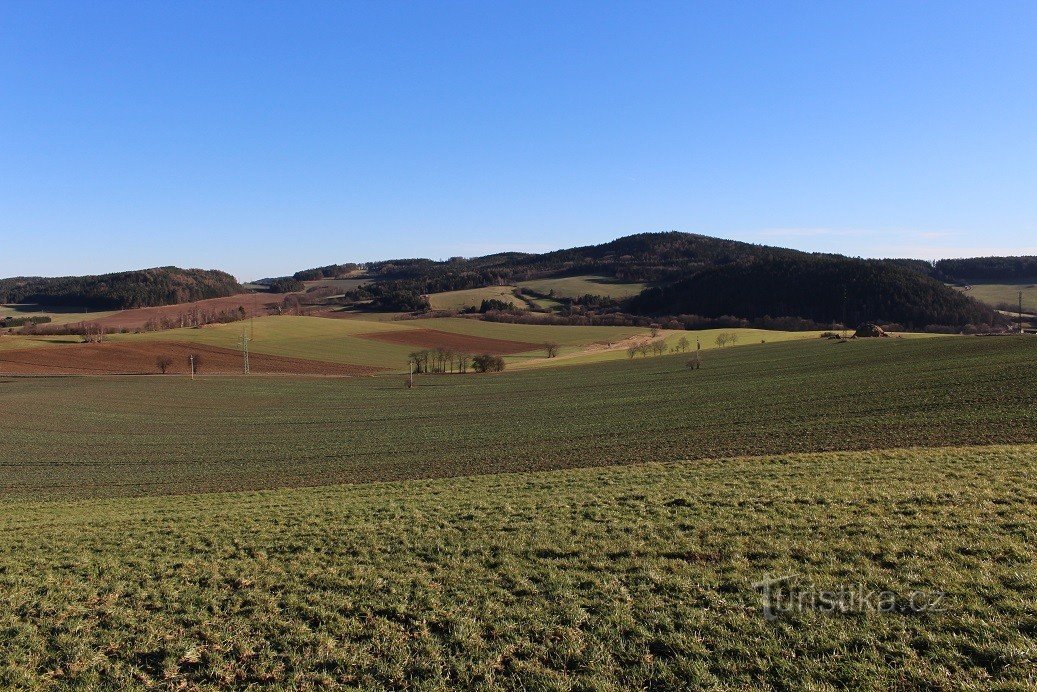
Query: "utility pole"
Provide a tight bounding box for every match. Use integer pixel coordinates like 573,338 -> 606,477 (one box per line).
189,354 -> 195,380
1020,291 -> 1025,331
241,327 -> 250,375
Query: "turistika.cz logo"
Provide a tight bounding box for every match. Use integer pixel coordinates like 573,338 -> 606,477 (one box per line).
751,574 -> 947,621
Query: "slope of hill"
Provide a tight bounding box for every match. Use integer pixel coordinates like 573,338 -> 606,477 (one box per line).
0,267 -> 243,309
936,256 -> 1037,282
308,232 -> 1003,329
628,256 -> 1000,328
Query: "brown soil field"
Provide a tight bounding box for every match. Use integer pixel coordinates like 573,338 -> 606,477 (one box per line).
0,341 -> 382,376
65,294 -> 280,331
359,328 -> 538,354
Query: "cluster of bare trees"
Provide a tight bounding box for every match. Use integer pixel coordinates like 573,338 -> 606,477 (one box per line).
408,349 -> 473,374
407,350 -> 507,376
714,332 -> 740,348
627,340 -> 668,359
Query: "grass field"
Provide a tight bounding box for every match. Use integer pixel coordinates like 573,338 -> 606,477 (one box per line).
111,315 -> 654,369
1,444 -> 1033,688
518,275 -> 647,299
1,304 -> 120,326
2,335 -> 1036,687
3,336 -> 1034,501
426,285 -> 520,311
955,281 -> 1037,313
302,277 -> 370,293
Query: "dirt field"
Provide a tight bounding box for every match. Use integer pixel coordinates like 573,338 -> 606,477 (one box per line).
0,341 -> 383,376
359,328 -> 539,354
62,294 -> 281,332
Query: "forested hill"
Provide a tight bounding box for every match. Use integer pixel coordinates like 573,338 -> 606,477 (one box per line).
297,232 -> 1003,329
0,267 -> 243,309
934,256 -> 1037,282
627,256 -> 999,328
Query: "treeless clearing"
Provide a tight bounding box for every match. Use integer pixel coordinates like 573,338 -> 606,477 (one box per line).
0,341 -> 382,376
359,328 -> 539,354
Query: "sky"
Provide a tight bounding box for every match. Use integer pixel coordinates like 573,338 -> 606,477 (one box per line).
2,1 -> 1035,280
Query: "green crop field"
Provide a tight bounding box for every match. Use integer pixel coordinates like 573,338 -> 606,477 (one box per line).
426,285 -> 521,311
106,315 -> 655,370
955,281 -> 1037,313
1,444 -> 1034,688
1,304 -> 120,326
3,336 -> 1034,501
2,335 -> 1036,688
109,315 -> 419,369
519,275 -> 648,299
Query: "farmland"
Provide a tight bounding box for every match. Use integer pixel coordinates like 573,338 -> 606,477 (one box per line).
426,285 -> 521,311
2,336 -> 1034,501
518,275 -> 647,299
0,444 -> 1034,688
955,280 -> 1037,313
1,334 -> 1036,687
1,303 -> 120,326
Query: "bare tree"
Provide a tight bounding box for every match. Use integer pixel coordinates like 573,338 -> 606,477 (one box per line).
544,342 -> 560,358
677,335 -> 690,352
650,325 -> 661,337
686,352 -> 702,369
651,341 -> 666,356
638,344 -> 649,357
155,356 -> 173,374
627,346 -> 638,359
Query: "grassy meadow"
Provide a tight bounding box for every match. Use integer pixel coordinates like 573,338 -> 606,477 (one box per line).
518,275 -> 647,299
955,281 -> 1037,314
426,285 -> 521,311
2,334 -> 1035,687
1,304 -> 120,326
1,445 -> 1034,688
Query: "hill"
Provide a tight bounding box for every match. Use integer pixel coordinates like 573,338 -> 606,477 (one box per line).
935,255 -> 1037,282
0,267 -> 243,309
628,255 -> 998,328
302,232 -> 1003,329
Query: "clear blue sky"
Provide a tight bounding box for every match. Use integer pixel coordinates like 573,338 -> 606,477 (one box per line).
2,1 -> 1035,280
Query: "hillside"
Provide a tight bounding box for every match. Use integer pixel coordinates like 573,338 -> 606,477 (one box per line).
935,256 -> 1037,282
300,232 -> 1003,329
628,255 -> 999,328
4,336 -> 1033,500
0,267 -> 243,309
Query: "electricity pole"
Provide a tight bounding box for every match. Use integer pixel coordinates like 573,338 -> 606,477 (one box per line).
189,354 -> 195,380
1020,291 -> 1025,331
241,327 -> 250,375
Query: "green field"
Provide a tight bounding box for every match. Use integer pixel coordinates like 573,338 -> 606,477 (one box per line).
108,315 -> 419,369
1,444 -> 1034,687
1,304 -> 120,326
3,335 -> 1036,687
426,285 -> 521,311
302,277 -> 370,293
518,275 -> 647,300
955,281 -> 1037,313
103,315 -> 655,370
3,336 -> 1034,501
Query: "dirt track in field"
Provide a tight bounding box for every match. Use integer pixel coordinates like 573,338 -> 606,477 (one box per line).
0,341 -> 383,376
359,328 -> 539,354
